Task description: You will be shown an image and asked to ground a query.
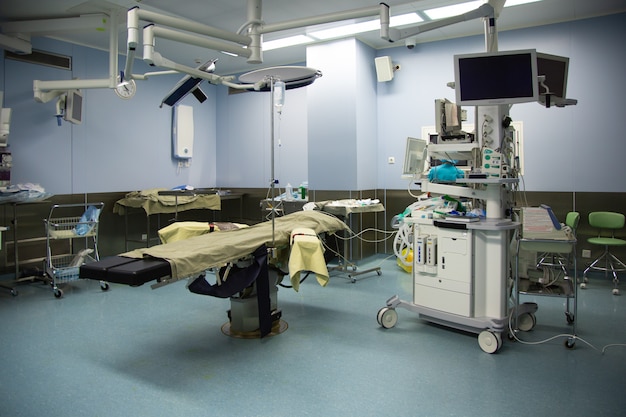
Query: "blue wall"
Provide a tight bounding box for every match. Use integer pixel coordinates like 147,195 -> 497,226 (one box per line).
1,13 -> 625,195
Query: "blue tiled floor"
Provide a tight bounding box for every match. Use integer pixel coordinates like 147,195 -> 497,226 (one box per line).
1,256 -> 625,417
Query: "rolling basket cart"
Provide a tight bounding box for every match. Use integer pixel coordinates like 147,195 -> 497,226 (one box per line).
43,202 -> 109,298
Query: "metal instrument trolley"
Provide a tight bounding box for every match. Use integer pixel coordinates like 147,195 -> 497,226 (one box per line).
512,208 -> 578,348
43,202 -> 109,298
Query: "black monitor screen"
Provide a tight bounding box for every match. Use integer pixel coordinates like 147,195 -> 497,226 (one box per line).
455,49 -> 538,106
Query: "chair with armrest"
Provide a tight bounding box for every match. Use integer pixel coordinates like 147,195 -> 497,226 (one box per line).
581,211 -> 626,295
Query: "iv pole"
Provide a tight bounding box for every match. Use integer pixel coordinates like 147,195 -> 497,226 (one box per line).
269,76 -> 277,249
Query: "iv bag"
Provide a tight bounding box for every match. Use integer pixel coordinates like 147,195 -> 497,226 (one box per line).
274,80 -> 285,111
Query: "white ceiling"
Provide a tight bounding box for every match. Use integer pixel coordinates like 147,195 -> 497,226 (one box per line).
1,0 -> 625,76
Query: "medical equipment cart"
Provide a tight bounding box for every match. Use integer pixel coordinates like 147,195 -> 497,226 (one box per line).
43,202 -> 108,298
378,207 -> 519,353
512,208 -> 578,348
377,170 -> 520,353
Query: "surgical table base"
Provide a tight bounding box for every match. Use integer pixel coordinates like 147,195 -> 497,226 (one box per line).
80,249 -> 283,338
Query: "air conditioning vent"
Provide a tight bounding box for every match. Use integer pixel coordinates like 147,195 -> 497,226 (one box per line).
4,49 -> 71,70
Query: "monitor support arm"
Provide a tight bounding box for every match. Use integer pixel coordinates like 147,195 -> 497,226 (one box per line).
380,0 -> 504,53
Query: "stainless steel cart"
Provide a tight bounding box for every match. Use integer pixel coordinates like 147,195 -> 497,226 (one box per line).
513,230 -> 577,348
44,202 -> 109,298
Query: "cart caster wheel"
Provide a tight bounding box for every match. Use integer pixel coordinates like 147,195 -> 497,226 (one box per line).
376,270 -> 382,276
507,331 -> 516,341
377,307 -> 398,329
612,288 -> 620,295
54,289 -> 63,299
565,312 -> 575,324
10,288 -> 18,297
100,282 -> 110,291
517,312 -> 536,332
579,282 -> 587,289
565,338 -> 575,349
478,330 -> 502,354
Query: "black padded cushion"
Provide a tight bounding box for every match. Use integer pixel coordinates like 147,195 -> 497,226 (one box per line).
79,256 -> 138,280
80,256 -> 171,287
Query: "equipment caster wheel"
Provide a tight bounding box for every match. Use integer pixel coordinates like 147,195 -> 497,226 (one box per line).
100,282 -> 110,291
579,282 -> 587,289
612,288 -> 620,295
376,270 -> 382,276
54,288 -> 63,299
517,312 -> 536,332
10,288 -> 18,296
565,338 -> 576,349
478,330 -> 502,354
377,307 -> 398,329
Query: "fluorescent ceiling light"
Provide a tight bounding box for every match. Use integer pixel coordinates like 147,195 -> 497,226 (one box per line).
263,35 -> 315,51
424,1 -> 483,20
261,0 -> 542,52
310,13 -> 423,40
425,0 -> 542,20
504,0 -> 542,6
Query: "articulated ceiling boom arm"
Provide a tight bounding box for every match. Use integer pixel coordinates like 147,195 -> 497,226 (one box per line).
380,3 -> 495,43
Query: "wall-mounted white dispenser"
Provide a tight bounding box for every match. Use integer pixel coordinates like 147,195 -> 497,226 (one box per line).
172,104 -> 194,159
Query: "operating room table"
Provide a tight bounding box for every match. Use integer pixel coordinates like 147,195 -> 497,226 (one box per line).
80,210 -> 348,337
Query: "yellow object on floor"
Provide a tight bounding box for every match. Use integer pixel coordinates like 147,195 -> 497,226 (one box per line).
288,227 -> 329,291
396,248 -> 413,273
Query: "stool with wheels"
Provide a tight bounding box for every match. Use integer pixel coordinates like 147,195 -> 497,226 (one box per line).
581,211 -> 626,295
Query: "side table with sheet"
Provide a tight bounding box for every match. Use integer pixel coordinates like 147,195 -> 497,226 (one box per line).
315,200 -> 385,282
114,188 -> 221,250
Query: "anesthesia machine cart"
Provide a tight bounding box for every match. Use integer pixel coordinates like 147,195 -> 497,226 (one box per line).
378,104 -> 521,354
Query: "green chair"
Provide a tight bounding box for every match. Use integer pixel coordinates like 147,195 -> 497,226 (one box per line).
581,211 -> 626,295
536,211 -> 580,277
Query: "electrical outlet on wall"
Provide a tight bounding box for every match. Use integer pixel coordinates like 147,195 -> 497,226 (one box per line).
582,249 -> 591,258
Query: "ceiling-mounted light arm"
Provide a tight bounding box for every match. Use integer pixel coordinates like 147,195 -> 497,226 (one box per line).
379,2 -> 392,43
33,79 -> 111,103
131,70 -> 179,81
1,14 -> 110,36
245,0 -> 263,65
381,3 -> 495,43
128,6 -> 251,47
125,6 -> 254,76
0,33 -> 31,54
147,25 -> 252,59
146,51 -> 237,86
33,12 -> 119,103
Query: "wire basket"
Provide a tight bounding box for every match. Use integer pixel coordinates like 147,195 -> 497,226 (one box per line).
48,253 -> 99,283
46,216 -> 98,239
